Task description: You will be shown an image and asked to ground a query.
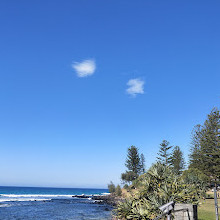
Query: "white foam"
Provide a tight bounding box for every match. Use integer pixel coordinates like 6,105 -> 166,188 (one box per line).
0,194 -> 74,198
0,203 -> 12,207
0,198 -> 51,202
0,194 -> 74,202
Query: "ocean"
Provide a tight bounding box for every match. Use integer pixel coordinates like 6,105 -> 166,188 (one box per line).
0,186 -> 113,220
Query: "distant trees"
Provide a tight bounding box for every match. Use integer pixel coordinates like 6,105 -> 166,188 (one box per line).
189,107 -> 220,185
157,140 -> 185,175
140,153 -> 146,174
108,181 -> 116,193
115,185 -> 122,196
171,146 -> 185,175
108,182 -> 122,196
157,140 -> 172,166
121,146 -> 145,183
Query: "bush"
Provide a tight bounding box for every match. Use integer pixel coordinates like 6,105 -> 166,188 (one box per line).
108,181 -> 116,194
115,185 -> 122,196
115,162 -> 207,219
123,184 -> 129,190
121,171 -> 138,183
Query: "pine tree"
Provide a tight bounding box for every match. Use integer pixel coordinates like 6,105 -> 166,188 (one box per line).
157,140 -> 172,166
125,146 -> 141,174
121,146 -> 141,183
189,125 -> 203,169
189,108 -> 220,184
140,153 -> 146,174
170,146 -> 185,175
200,108 -> 220,182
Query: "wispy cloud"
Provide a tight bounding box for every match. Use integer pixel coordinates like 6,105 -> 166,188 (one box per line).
72,59 -> 96,77
126,78 -> 145,97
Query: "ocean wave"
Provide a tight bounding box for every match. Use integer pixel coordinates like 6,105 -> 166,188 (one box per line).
0,194 -> 74,198
0,198 -> 51,202
0,194 -> 75,202
0,203 -> 12,207
101,193 -> 110,195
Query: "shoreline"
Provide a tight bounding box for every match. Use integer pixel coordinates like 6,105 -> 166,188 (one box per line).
73,194 -> 121,206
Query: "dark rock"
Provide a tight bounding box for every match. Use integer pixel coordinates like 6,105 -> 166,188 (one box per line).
72,194 -> 90,199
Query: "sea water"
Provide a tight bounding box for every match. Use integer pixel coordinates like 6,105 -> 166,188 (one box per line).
0,186 -> 113,220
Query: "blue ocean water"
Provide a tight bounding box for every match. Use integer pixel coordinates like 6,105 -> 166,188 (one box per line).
0,186 -> 113,220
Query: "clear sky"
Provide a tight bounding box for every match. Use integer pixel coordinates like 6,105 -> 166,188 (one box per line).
0,0 -> 220,188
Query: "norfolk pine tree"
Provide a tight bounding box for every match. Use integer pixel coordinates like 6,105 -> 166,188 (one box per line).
189,124 -> 203,170
140,153 -> 146,174
200,108 -> 220,183
121,146 -> 142,183
189,108 -> 220,185
125,146 -> 141,174
171,146 -> 185,175
157,140 -> 172,166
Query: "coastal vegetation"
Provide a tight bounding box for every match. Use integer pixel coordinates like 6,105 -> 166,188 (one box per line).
189,107 -> 220,186
121,146 -> 145,184
110,107 -> 220,219
115,163 -> 207,219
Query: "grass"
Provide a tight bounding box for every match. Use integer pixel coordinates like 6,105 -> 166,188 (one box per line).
198,191 -> 219,220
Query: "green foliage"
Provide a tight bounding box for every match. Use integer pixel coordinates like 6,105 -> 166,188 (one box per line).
125,146 -> 141,174
121,171 -> 138,183
189,108 -> 220,184
157,140 -> 172,166
115,163 -> 206,219
181,168 -> 209,196
108,181 -> 116,194
122,146 -> 145,183
115,185 -> 122,196
140,153 -> 146,174
170,146 -> 185,175
189,125 -> 203,169
123,184 -> 129,190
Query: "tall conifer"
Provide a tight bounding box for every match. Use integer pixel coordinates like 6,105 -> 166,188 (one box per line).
157,140 -> 172,166
189,107 -> 220,184
170,146 -> 185,175
125,146 -> 141,174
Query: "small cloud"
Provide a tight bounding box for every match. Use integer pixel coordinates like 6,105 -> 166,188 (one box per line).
126,78 -> 145,97
72,59 -> 96,77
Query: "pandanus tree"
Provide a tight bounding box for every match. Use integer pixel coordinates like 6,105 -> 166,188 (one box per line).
115,163 -> 207,219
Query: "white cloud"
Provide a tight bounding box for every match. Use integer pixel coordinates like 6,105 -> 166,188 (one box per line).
126,78 -> 145,97
72,59 -> 96,77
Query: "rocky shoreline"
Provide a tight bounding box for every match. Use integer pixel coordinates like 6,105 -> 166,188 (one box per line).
73,194 -> 122,206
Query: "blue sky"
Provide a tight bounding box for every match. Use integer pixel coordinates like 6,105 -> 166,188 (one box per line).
0,0 -> 220,188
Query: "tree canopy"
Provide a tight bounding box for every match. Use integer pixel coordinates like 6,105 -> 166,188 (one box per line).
125,145 -> 141,174
121,146 -> 145,183
157,140 -> 172,166
170,146 -> 185,175
189,107 -> 220,184
115,163 -> 206,219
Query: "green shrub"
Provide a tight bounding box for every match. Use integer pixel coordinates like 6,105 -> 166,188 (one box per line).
123,184 -> 129,190
115,185 -> 122,196
108,181 -> 116,193
115,162 -> 207,219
